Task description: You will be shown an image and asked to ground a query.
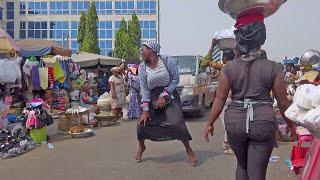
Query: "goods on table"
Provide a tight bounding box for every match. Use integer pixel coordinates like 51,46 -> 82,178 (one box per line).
96,111 -> 117,121
51,89 -> 70,111
18,99 -> 54,130
0,127 -> 36,159
69,126 -> 84,133
59,107 -> 90,132
66,106 -> 88,116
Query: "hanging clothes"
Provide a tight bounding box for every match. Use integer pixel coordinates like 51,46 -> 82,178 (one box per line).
53,59 -> 66,83
48,67 -> 54,89
39,60 -> 49,90
31,66 -> 40,90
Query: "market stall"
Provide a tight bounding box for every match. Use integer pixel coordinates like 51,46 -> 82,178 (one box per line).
71,52 -> 121,68
16,39 -> 72,57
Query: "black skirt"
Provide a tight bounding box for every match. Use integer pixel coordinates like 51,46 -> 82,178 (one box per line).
137,87 -> 192,141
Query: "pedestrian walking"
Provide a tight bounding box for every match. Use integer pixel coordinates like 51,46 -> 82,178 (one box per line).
136,41 -> 197,166
204,19 -> 295,180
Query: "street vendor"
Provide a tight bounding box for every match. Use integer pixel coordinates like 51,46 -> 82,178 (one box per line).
79,83 -> 97,112
95,70 -> 108,96
109,67 -> 126,119
201,38 -> 236,154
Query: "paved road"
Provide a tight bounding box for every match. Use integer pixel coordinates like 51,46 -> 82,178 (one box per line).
0,111 -> 296,180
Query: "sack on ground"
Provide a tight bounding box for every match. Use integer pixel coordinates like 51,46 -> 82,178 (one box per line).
97,92 -> 111,110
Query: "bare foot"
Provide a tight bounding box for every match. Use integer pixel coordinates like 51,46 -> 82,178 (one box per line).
186,149 -> 198,166
135,145 -> 146,163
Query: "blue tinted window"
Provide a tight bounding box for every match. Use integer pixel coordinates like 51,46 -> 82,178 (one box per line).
140,21 -> 157,40
50,1 -> 69,14
150,30 -> 157,38
94,1 -> 113,15
71,21 -> 79,39
6,21 -> 14,38
6,2 -> 14,10
150,21 -> 156,28
143,30 -> 149,38
71,1 -> 90,15
50,21 -> 69,41
35,22 -> 41,29
99,40 -> 112,55
115,21 -> 121,29
71,40 -> 79,53
71,21 -> 78,29
41,22 -> 47,29
115,1 -> 134,14
27,21 -> 48,38
20,2 -> 26,15
7,21 -> 14,29
20,21 -> 26,39
98,21 -> 113,39
6,2 -> 14,19
137,1 -> 156,14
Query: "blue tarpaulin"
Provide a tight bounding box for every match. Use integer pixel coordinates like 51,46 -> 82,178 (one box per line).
19,47 -> 52,57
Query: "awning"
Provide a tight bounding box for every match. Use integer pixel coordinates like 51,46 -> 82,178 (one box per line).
71,52 -> 122,68
0,28 -> 20,53
16,39 -> 72,57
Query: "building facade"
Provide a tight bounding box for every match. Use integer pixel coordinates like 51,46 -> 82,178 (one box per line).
0,0 -> 160,56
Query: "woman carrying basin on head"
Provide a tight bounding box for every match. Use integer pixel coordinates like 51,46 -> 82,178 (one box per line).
204,14 -> 295,180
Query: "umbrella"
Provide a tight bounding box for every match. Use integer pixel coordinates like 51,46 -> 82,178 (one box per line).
71,52 -> 122,68
0,28 -> 20,53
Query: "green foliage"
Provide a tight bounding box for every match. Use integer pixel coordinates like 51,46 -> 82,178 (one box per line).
81,2 -> 100,54
128,12 -> 142,58
78,11 -> 86,50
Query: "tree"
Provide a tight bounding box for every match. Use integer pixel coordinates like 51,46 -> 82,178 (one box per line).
77,11 -> 86,50
128,12 -> 142,58
81,2 -> 100,54
114,19 -> 135,58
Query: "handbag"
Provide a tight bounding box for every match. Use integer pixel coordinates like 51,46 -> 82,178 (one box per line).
291,135 -> 314,174
39,59 -> 49,90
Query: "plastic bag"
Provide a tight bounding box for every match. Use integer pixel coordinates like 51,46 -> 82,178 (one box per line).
293,84 -> 320,109
285,103 -> 308,123
0,59 -> 21,83
213,27 -> 236,39
300,106 -> 320,129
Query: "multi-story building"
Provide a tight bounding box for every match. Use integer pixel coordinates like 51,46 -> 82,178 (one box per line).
0,0 -> 160,56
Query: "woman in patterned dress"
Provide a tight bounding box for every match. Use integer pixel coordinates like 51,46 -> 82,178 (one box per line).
127,65 -> 141,119
135,41 -> 197,166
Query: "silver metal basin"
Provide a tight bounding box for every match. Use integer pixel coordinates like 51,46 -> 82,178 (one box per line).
300,50 -> 320,66
218,0 -> 287,19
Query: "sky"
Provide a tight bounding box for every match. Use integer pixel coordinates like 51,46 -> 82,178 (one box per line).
159,0 -> 320,61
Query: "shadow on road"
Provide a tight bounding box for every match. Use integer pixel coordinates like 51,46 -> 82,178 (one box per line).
142,150 -> 222,166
